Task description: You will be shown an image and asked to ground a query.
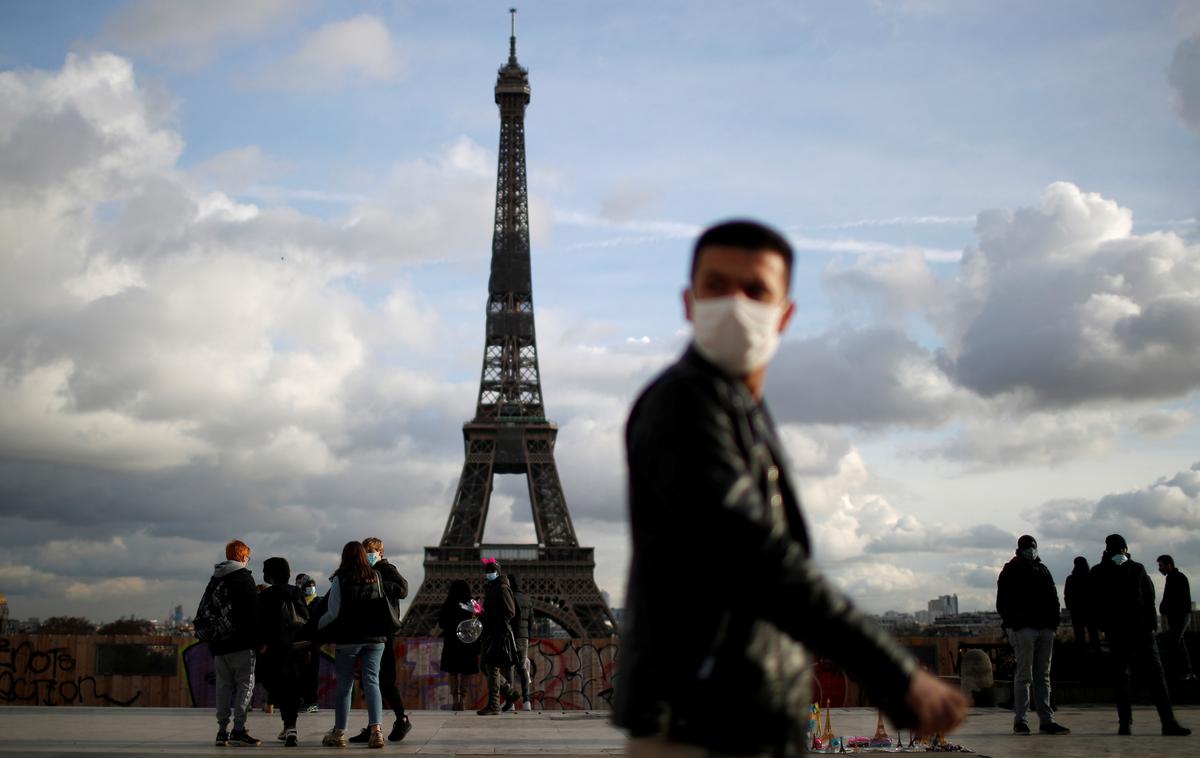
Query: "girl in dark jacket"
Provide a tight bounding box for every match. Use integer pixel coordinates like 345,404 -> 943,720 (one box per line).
317,541 -> 394,748
258,557 -> 309,747
438,579 -> 480,710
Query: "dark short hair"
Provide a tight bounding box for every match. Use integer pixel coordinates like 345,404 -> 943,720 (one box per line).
1017,535 -> 1037,550
263,557 -> 290,585
690,219 -> 794,288
1158,555 -> 1175,566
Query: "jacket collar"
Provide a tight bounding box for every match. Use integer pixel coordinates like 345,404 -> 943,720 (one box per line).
681,343 -> 760,408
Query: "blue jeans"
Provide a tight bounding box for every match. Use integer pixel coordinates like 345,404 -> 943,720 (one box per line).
334,643 -> 384,731
1010,627 -> 1055,725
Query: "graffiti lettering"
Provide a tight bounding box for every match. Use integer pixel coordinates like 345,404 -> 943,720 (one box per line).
0,638 -> 141,706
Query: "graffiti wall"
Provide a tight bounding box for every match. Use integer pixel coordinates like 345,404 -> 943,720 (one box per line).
0,635 -> 169,706
0,634 -> 620,710
0,634 -> 998,709
393,637 -> 617,711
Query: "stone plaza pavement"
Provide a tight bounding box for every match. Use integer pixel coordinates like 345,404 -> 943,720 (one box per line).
1,706 -> 1199,757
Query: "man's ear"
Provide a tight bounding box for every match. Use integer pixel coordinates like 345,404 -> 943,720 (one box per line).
778,299 -> 796,334
683,288 -> 694,323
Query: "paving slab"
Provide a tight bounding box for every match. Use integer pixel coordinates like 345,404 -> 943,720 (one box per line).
0,706 -> 1197,757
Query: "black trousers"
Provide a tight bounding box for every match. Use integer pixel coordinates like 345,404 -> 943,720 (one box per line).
1109,630 -> 1175,726
261,650 -> 301,729
1070,611 -> 1100,654
1162,615 -> 1194,678
378,636 -> 406,718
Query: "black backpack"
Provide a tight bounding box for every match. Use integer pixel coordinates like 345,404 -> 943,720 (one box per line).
278,593 -> 310,649
194,576 -> 236,643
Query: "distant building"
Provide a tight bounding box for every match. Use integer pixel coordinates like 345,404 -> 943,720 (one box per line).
173,605 -> 183,626
0,593 -> 8,634
927,594 -> 959,622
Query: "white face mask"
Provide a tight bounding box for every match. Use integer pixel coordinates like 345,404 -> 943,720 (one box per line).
1111,553 -> 1129,565
691,295 -> 785,376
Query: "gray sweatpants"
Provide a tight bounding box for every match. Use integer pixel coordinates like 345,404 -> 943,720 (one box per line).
215,648 -> 256,729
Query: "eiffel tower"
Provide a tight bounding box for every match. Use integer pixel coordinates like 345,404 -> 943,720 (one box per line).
399,11 -> 616,639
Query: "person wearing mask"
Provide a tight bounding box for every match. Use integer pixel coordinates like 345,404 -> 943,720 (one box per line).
476,558 -> 517,716
996,535 -> 1070,735
503,573 -> 534,711
259,557 -> 308,747
208,539 -> 262,747
345,537 -> 412,744
1064,557 -> 1099,655
439,579 -> 480,711
1157,555 -> 1196,682
1091,534 -> 1190,736
317,541 -> 398,749
294,574 -> 321,713
614,221 -> 966,756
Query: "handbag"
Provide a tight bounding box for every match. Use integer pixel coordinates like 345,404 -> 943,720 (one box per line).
384,594 -> 403,635
482,624 -> 519,667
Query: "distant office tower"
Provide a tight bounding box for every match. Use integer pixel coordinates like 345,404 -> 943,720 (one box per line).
928,594 -> 959,621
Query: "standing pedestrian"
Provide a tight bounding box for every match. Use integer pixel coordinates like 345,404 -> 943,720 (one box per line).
294,574 -> 321,713
258,557 -> 308,747
439,580 -> 480,711
996,535 -> 1070,735
476,558 -> 517,716
1091,534 -> 1190,736
503,573 -> 533,711
202,539 -> 262,747
613,220 -> 966,756
1157,555 -> 1196,682
345,537 -> 413,743
317,541 -> 395,749
1064,557 -> 1100,655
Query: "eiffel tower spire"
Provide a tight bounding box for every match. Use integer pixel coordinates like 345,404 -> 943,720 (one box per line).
399,13 -> 616,639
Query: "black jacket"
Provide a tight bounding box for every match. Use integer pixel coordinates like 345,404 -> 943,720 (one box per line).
480,575 -> 516,666
512,591 -> 534,641
613,347 -> 917,756
1090,557 -> 1157,636
325,576 -> 395,644
1064,569 -> 1090,615
209,561 -> 261,656
1161,569 -> 1192,621
373,558 -> 410,640
996,555 -> 1061,630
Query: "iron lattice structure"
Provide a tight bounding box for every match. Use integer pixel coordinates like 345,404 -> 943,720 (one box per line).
399,15 -> 616,639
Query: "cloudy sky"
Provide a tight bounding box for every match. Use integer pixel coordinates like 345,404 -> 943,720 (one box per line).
1,1 -> 1199,624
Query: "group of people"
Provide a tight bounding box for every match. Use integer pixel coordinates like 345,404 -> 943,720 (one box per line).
201,537 -> 413,748
436,561 -> 535,715
997,532 -> 1193,736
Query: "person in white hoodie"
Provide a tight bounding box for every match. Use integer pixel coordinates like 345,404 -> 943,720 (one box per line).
208,539 -> 262,747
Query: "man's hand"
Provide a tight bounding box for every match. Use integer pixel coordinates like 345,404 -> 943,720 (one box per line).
904,670 -> 967,737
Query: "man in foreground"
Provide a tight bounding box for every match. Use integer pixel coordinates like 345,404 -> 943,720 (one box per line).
614,220 -> 966,756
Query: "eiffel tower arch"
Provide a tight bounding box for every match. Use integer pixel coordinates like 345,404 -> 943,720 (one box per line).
399,12 -> 616,639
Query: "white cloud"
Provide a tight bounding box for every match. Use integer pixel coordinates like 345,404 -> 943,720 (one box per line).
1030,462 -> 1200,554
258,15 -> 402,91
190,146 -> 289,194
1169,34 -> 1200,134
101,0 -> 299,69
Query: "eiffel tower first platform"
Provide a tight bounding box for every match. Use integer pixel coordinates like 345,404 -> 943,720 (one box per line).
399,12 -> 616,639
